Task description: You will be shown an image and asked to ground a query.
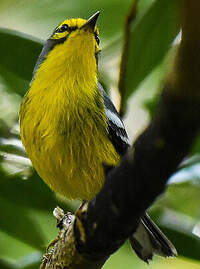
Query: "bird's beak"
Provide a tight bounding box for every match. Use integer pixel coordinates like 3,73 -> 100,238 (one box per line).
81,11 -> 100,31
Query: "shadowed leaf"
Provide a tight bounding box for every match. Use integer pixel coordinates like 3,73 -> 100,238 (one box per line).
150,208 -> 200,261
0,259 -> 17,269
0,168 -> 56,211
0,28 -> 42,87
0,197 -> 45,250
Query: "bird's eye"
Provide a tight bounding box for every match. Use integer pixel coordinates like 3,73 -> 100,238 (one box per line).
95,33 -> 100,45
58,24 -> 69,33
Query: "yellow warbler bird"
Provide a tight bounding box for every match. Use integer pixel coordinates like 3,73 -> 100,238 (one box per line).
20,11 -> 176,262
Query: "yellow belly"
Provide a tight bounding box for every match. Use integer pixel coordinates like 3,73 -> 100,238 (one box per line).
30,126 -> 119,200
20,90 -> 120,200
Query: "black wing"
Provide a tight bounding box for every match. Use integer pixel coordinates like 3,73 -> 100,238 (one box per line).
98,83 -> 130,156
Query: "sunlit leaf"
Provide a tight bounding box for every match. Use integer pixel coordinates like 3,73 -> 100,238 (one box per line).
0,143 -> 26,157
17,252 -> 42,269
153,182 -> 200,220
178,155 -> 200,170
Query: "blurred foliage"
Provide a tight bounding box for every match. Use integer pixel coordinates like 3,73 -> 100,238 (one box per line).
0,0 -> 200,268
120,0 -> 180,104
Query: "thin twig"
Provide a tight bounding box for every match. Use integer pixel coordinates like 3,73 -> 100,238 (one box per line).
118,0 -> 139,116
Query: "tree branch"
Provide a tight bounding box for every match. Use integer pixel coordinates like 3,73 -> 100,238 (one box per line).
40,1 -> 200,268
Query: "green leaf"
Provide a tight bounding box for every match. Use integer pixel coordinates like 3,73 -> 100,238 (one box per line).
0,259 -> 17,269
150,208 -> 200,261
154,182 -> 200,220
123,0 -> 181,102
0,28 -> 42,83
17,252 -> 42,269
191,131 -> 200,154
0,143 -> 26,158
149,179 -> 200,261
0,168 -> 57,211
0,65 -> 29,97
0,197 -> 45,250
177,155 -> 200,171
163,226 -> 200,261
0,166 -> 75,213
143,96 -> 159,119
0,119 -> 11,138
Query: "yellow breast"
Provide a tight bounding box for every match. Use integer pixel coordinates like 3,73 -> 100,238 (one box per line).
20,36 -> 119,200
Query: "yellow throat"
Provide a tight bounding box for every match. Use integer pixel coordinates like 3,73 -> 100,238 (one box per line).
20,13 -> 120,200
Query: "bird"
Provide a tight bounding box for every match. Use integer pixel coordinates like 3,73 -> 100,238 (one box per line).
19,11 -> 177,262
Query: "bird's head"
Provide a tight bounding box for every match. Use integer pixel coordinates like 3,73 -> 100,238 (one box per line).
51,11 -> 100,52
32,12 -> 101,81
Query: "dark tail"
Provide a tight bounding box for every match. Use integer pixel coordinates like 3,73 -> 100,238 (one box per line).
129,213 -> 177,263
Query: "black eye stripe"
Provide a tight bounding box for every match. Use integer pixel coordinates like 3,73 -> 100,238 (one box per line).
52,24 -> 99,44
57,24 -> 69,33
55,25 -> 78,34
